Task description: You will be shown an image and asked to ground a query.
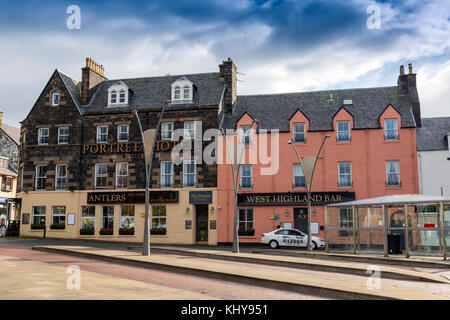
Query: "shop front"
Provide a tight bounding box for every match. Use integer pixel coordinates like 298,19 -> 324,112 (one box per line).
18,188 -> 218,245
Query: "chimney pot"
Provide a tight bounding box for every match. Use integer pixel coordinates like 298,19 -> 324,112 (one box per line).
408,63 -> 413,74
400,65 -> 405,75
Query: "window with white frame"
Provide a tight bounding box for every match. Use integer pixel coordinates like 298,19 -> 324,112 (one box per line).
20,167 -> 24,191
119,90 -> 126,103
116,162 -> 128,189
120,205 -> 135,229
174,86 -> 181,100
52,206 -> 66,225
38,128 -> 49,145
55,164 -> 67,190
338,162 -> 352,187
35,165 -> 47,190
108,82 -> 129,106
171,77 -> 193,103
95,163 -> 107,189
110,91 -> 117,104
52,91 -> 60,106
240,165 -> 252,189
293,123 -> 306,143
183,160 -> 196,187
117,124 -> 129,142
32,206 -> 46,225
384,119 -> 398,140
161,122 -> 174,140
1,176 -> 12,192
240,126 -> 252,145
184,121 -> 196,140
97,126 -> 108,143
386,160 -> 400,186
160,161 -> 173,188
58,127 -> 69,144
239,208 -> 254,232
101,206 -> 114,230
293,163 -> 306,187
81,206 -> 95,230
183,86 -> 190,99
337,121 -> 350,142
152,205 -> 166,229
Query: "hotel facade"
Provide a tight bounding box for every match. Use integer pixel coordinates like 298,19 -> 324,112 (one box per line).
17,57 -> 236,244
217,64 -> 422,246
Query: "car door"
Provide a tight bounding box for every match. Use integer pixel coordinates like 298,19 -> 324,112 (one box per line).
290,230 -> 305,247
275,229 -> 291,247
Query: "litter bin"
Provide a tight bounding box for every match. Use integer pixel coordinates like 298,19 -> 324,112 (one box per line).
388,234 -> 402,254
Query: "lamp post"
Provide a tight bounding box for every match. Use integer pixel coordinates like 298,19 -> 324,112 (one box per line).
288,135 -> 330,251
134,101 -> 169,256
221,119 -> 258,253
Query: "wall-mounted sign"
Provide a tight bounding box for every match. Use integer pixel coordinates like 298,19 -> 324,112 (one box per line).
269,214 -> 279,220
189,191 -> 213,204
22,213 -> 30,224
82,140 -> 194,155
87,191 -> 179,204
238,192 -> 355,206
67,213 -> 75,225
210,220 -> 216,230
185,220 -> 192,229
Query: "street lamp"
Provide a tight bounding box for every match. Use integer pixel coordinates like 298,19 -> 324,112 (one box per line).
220,119 -> 258,253
134,100 -> 169,256
288,135 -> 330,251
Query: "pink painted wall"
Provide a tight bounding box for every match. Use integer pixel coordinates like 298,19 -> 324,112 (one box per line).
217,106 -> 419,243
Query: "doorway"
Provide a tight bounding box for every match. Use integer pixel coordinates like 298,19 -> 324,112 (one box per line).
195,205 -> 209,244
294,208 -> 308,233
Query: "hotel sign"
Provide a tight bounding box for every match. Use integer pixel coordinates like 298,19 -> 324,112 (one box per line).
82,140 -> 193,154
189,191 -> 213,204
87,191 -> 179,204
237,192 -> 355,206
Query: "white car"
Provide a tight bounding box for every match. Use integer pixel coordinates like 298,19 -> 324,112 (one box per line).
261,228 -> 326,249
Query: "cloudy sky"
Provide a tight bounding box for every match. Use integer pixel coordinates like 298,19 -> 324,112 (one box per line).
0,0 -> 449,126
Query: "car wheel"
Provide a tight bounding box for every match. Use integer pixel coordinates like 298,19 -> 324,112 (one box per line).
269,240 -> 279,249
312,241 -> 317,250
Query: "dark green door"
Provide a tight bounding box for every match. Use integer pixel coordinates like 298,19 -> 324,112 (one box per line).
294,208 -> 308,233
196,205 -> 209,243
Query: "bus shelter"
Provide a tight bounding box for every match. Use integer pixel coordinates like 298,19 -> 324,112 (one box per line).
325,194 -> 450,260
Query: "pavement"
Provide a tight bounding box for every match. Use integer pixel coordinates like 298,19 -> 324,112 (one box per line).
32,245 -> 450,300
127,245 -> 450,283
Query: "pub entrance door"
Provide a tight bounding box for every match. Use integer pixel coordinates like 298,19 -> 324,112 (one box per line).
196,204 -> 209,244
294,208 -> 308,233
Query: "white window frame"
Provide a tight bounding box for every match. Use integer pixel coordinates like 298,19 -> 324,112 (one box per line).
184,121 -> 196,140
52,91 -> 60,106
160,161 -> 174,188
337,121 -> 351,142
94,163 -> 108,189
240,125 -> 252,145
115,162 -> 128,189
108,82 -> 129,106
57,127 -> 69,144
293,163 -> 306,188
183,86 -> 190,99
384,119 -> 398,140
101,206 -> 114,229
110,91 -> 117,104
117,124 -> 129,142
338,162 -> 352,187
183,160 -> 196,188
171,78 -> 193,103
239,208 -> 254,232
38,128 -> 49,145
120,205 -> 135,229
161,122 -> 174,140
52,206 -> 66,225
55,164 -> 67,190
81,206 -> 95,229
119,90 -> 126,103
386,160 -> 401,187
96,125 -> 108,143
35,165 -> 47,190
240,165 -> 252,189
32,206 -> 46,225
293,123 -> 306,143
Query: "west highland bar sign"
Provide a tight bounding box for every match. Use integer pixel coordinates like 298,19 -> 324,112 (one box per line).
237,192 -> 355,206
87,191 -> 179,204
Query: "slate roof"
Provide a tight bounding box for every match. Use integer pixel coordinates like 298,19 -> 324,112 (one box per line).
417,117 -> 450,151
83,72 -> 224,114
0,167 -> 17,177
221,86 -> 417,132
57,71 -> 82,114
0,122 -> 20,145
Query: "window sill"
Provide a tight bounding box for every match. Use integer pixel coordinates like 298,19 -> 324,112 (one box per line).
48,229 -> 67,232
118,235 -> 136,237
150,235 -> 168,238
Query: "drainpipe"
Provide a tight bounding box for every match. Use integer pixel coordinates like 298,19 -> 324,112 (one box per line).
417,153 -> 423,194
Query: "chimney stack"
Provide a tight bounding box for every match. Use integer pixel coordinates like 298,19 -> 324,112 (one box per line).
81,57 -> 107,105
219,57 -> 237,114
0,108 -> 3,128
398,63 -> 421,127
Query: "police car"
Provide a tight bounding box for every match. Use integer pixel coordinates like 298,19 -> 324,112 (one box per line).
261,228 -> 326,249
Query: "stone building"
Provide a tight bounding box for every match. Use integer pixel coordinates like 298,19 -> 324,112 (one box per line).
0,109 -> 20,222
18,57 -> 233,244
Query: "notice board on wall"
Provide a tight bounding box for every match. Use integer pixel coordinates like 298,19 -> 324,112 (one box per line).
311,222 -> 319,235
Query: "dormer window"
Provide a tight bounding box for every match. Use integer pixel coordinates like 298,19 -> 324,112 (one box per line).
52,91 -> 60,106
171,76 -> 193,103
108,81 -> 129,106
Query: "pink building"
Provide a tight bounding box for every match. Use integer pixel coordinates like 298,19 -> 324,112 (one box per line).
217,63 -> 421,245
